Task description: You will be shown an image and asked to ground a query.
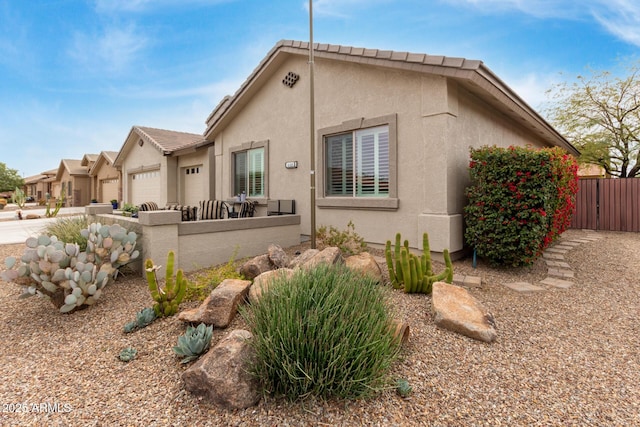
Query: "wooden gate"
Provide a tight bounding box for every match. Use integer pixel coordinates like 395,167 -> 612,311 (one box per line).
571,178 -> 640,232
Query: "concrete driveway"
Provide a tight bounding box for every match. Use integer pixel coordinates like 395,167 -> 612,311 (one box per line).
0,206 -> 86,245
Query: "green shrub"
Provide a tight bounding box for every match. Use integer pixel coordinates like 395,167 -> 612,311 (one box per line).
185,251 -> 244,302
316,220 -> 367,255
241,263 -> 400,400
43,215 -> 89,251
464,145 -> 578,267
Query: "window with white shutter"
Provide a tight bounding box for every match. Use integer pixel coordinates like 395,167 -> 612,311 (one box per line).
319,114 -> 397,209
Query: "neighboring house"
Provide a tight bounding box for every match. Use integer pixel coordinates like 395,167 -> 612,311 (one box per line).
55,159 -> 92,207
113,126 -> 211,207
88,151 -> 121,203
577,163 -> 608,178
23,168 -> 57,202
201,40 -> 579,256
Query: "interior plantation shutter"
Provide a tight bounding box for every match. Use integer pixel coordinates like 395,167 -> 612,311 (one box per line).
248,147 -> 264,197
356,126 -> 389,196
325,133 -> 353,196
234,151 -> 247,196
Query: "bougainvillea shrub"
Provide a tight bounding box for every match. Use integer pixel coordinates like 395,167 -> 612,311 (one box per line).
464,145 -> 578,267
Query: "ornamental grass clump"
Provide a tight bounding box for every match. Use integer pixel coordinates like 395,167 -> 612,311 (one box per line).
241,263 -> 401,401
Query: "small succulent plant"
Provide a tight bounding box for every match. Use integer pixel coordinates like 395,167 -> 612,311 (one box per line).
396,378 -> 412,397
173,323 -> 213,364
123,307 -> 157,333
119,346 -> 138,363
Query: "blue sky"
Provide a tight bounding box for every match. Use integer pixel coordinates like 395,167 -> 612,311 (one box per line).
1,0 -> 639,177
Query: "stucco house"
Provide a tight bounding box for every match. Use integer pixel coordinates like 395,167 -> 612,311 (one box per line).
113,126 -> 211,207
88,150 -> 120,203
199,40 -> 579,256
23,168 -> 57,202
54,158 -> 93,207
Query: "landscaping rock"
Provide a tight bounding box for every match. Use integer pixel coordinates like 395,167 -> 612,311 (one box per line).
178,279 -> 251,327
182,329 -> 260,410
431,282 -> 497,343
248,268 -> 295,303
267,244 -> 289,269
289,249 -> 319,268
301,247 -> 344,269
239,254 -> 273,280
345,252 -> 383,283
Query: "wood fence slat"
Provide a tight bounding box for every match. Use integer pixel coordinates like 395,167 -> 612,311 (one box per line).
571,178 -> 639,232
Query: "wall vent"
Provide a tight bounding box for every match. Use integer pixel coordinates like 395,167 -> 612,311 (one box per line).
282,71 -> 299,88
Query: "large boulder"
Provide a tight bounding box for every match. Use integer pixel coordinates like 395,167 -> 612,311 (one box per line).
178,279 -> 251,327
301,247 -> 344,269
248,268 -> 295,304
289,249 -> 319,269
431,282 -> 497,343
239,254 -> 273,280
345,252 -> 383,283
182,329 -> 260,410
267,244 -> 289,269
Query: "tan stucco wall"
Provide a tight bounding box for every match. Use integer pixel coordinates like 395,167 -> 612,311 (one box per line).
121,138 -> 170,206
210,54 -> 558,254
93,161 -> 120,203
176,148 -> 213,205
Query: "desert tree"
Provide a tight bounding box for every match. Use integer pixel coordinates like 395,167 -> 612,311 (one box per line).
544,64 -> 640,178
0,162 -> 24,192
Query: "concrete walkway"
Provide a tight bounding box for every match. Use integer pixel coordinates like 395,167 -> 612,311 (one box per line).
502,232 -> 603,292
0,206 -> 85,245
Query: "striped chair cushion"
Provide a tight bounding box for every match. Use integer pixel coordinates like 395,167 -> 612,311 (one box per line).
198,200 -> 226,220
238,200 -> 257,218
139,201 -> 159,211
183,206 -> 197,221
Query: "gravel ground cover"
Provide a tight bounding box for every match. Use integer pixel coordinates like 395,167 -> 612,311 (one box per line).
0,229 -> 638,426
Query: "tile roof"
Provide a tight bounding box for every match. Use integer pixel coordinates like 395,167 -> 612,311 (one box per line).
134,126 -> 206,154
204,39 -> 578,156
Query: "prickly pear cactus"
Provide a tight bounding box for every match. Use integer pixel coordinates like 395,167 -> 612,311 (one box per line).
1,222 -> 139,313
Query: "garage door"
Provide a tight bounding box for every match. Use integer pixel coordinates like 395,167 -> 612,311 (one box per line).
130,170 -> 161,206
100,178 -> 119,203
182,165 -> 203,206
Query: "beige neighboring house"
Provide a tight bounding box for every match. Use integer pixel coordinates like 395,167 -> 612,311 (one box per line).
578,163 -> 608,178
202,40 -> 579,256
23,168 -> 57,202
88,151 -> 120,203
54,159 -> 92,207
113,126 -> 211,207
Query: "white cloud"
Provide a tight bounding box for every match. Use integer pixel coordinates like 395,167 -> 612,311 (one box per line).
94,0 -> 233,14
448,0 -> 640,47
305,0 -> 394,18
590,0 -> 640,47
68,23 -> 149,74
501,71 -> 566,111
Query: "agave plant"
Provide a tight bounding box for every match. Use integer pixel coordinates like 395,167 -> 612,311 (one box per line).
123,307 -> 157,333
119,346 -> 138,363
173,323 -> 213,364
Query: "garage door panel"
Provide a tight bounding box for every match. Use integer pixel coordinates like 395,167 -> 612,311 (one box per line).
100,178 -> 119,203
131,170 -> 161,206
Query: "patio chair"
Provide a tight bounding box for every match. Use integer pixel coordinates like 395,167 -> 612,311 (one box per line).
198,200 -> 230,220
238,200 -> 258,218
138,201 -> 159,211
